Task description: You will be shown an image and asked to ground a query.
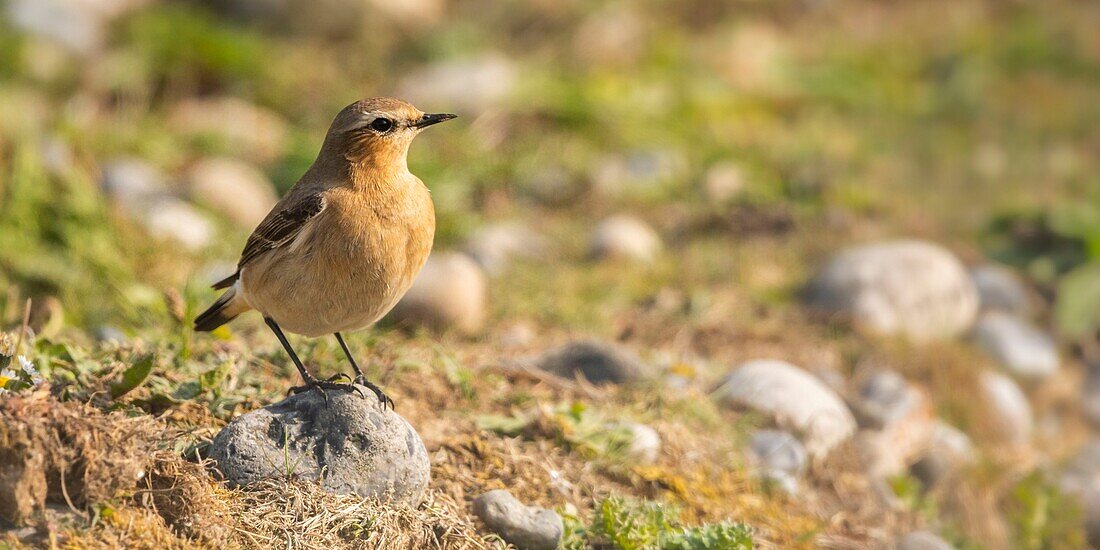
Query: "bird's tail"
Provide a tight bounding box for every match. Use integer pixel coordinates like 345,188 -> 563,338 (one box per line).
193,285 -> 250,332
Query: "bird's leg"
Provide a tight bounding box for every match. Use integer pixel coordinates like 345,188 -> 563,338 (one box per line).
334,332 -> 393,409
263,317 -> 363,399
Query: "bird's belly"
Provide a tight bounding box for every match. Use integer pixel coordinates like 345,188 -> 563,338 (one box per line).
241,239 -> 426,337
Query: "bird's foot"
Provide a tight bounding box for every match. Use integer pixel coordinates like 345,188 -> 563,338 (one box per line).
354,375 -> 394,410
326,372 -> 353,383
288,375 -> 365,401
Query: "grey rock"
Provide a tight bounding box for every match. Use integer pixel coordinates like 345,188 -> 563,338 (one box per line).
537,340 -> 646,385
590,150 -> 688,198
911,421 -> 975,487
209,386 -> 430,505
1083,365 -> 1100,429
973,313 -> 1059,381
168,97 -> 288,164
464,222 -> 546,276
397,54 -> 516,114
978,371 -> 1033,444
715,360 -> 856,459
186,157 -> 278,228
94,325 -> 127,343
748,430 -> 807,478
851,371 -> 924,430
387,252 -> 487,334
970,265 -> 1034,317
100,158 -> 168,211
806,240 -> 978,342
589,215 -> 662,263
897,530 -> 955,550
473,489 -> 563,550
143,198 -> 215,251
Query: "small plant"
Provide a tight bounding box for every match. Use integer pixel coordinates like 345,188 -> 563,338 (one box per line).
1007,471 -> 1086,550
586,496 -> 752,550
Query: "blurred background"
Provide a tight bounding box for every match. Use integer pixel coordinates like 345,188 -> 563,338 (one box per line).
2,0 -> 1100,548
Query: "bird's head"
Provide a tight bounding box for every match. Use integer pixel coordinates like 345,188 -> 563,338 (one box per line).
324,97 -> 456,167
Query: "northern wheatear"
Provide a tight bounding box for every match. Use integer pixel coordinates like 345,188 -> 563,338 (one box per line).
194,97 -> 456,407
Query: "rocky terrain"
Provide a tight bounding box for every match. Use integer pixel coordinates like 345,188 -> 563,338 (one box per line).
1,0 -> 1100,548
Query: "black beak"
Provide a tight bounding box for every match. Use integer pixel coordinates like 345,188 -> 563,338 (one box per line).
411,112 -> 457,128
412,113 -> 457,128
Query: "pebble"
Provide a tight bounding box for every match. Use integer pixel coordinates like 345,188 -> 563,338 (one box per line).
973,313 -> 1059,381
715,360 -> 856,459
622,422 -> 660,464
209,385 -> 430,505
142,198 -> 215,250
850,371 -> 935,477
464,222 -> 546,276
978,371 -> 1033,444
537,340 -> 646,385
473,489 -> 563,550
589,215 -> 662,263
168,97 -> 288,164
897,531 -> 956,550
748,430 -> 807,494
397,54 -> 516,114
387,252 -> 487,334
806,240 -> 979,342
910,421 -> 976,487
185,157 -> 279,228
970,265 -> 1034,317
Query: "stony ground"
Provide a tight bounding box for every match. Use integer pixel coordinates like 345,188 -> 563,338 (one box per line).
2,0 -> 1100,548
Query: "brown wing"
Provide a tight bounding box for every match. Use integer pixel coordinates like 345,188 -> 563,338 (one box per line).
211,193 -> 326,289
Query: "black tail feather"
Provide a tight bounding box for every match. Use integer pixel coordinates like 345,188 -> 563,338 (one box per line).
193,290 -> 237,332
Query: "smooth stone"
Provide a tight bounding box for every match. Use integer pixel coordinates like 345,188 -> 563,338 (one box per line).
590,150 -> 688,197
536,340 -> 646,385
387,252 -> 487,335
168,97 -> 288,164
589,215 -> 662,263
970,265 -> 1034,317
973,313 -> 1059,381
464,222 -> 546,276
186,157 -> 279,228
748,430 -> 807,478
1061,442 -> 1100,547
100,157 -> 168,211
897,531 -> 955,550
851,372 -> 935,477
851,371 -> 924,429
473,489 -> 563,550
910,421 -> 976,487
142,198 -> 215,250
623,422 -> 660,464
1083,365 -> 1100,429
209,385 -> 430,505
806,239 -> 979,342
397,54 -> 516,114
978,371 -> 1033,444
715,360 -> 856,459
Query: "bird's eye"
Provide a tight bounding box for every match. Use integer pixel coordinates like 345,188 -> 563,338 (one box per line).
370,118 -> 393,132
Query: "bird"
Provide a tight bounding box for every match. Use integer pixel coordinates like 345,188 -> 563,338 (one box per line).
193,97 -> 456,408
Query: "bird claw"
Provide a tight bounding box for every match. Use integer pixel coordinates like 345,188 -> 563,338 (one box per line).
354,375 -> 395,410
327,372 -> 353,383
288,377 -> 366,401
